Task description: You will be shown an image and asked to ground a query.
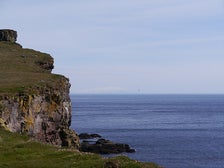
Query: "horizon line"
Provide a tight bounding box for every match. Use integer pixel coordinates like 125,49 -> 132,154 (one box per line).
70,93 -> 224,95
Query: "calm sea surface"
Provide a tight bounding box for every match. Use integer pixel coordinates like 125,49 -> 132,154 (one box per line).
71,94 -> 224,168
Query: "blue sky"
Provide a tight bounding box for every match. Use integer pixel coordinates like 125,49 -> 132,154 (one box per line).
1,0 -> 224,94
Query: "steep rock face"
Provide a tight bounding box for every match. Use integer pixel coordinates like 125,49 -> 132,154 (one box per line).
0,29 -> 17,42
0,29 -> 79,149
0,76 -> 79,149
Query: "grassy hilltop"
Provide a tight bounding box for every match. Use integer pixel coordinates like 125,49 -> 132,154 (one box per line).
0,41 -> 61,93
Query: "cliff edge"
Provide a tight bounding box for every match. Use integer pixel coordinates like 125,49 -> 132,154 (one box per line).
0,29 -> 79,149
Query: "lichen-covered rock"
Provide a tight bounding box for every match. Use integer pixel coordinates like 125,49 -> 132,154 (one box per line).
60,128 -> 80,148
0,118 -> 10,131
0,29 -> 17,42
0,77 -> 79,148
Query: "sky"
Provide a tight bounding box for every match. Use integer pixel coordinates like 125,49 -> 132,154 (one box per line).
1,0 -> 224,94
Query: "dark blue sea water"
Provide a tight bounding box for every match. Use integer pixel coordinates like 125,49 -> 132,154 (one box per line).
71,94 -> 224,168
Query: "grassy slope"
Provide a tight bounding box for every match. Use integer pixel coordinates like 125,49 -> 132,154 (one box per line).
0,128 -> 160,168
0,41 -> 61,93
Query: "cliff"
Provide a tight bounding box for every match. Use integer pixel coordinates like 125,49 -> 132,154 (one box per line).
0,29 -> 79,148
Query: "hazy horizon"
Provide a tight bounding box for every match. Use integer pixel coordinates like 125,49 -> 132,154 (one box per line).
1,0 -> 224,94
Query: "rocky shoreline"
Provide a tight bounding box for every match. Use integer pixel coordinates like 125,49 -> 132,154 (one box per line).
79,133 -> 135,154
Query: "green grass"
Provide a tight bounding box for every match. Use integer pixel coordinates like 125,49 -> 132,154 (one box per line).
0,128 -> 161,168
0,41 -> 61,93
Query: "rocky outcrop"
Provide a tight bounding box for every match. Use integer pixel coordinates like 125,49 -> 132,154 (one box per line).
0,29 -> 17,42
35,59 -> 54,72
79,133 -> 102,139
0,29 -> 79,149
80,138 -> 135,154
79,133 -> 135,154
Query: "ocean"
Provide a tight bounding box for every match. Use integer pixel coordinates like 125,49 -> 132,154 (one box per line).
71,94 -> 224,168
